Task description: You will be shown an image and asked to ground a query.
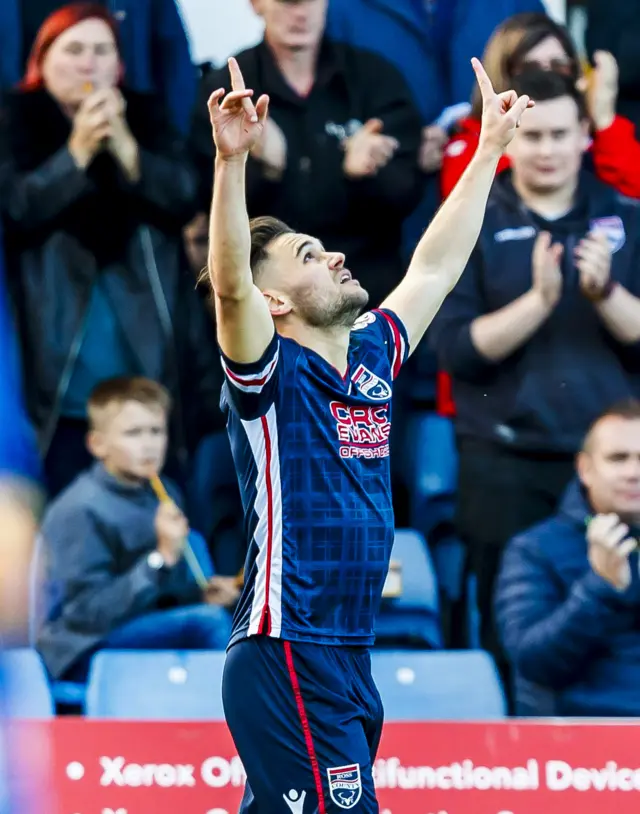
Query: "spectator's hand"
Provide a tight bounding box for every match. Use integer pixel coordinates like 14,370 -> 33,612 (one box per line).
104,88 -> 140,180
532,231 -> 563,309
587,513 -> 637,591
343,118 -> 399,179
250,117 -> 287,178
208,57 -> 270,160
586,51 -> 619,132
472,57 -> 533,156
576,231 -> 612,301
154,501 -> 188,567
68,90 -> 113,168
203,576 -> 240,608
418,125 -> 447,173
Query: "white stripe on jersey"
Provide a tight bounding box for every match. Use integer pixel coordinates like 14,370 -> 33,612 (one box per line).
221,346 -> 280,393
241,405 -> 283,637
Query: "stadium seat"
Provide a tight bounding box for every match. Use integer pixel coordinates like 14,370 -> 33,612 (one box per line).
2,649 -> 54,718
375,529 -> 442,649
407,413 -> 457,535
85,650 -> 226,719
371,650 -> 507,720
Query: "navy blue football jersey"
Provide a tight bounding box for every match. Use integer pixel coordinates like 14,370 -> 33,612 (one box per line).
221,308 -> 409,647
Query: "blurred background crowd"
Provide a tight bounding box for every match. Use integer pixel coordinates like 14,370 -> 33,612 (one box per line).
2,0 -> 640,732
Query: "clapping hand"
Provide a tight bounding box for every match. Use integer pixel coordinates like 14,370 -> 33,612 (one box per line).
208,57 -> 270,159
472,57 -> 534,156
587,513 -> 637,591
576,231 -> 612,301
343,118 -> 399,179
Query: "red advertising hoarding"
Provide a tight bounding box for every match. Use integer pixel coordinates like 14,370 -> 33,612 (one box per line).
17,719 -> 640,813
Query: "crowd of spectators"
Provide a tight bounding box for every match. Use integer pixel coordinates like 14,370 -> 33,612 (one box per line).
2,0 -> 640,718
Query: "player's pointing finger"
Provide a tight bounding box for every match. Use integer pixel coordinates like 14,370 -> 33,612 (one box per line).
471,57 -> 495,99
228,57 -> 246,91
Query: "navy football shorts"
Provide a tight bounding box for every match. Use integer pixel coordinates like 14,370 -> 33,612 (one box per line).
222,636 -> 383,813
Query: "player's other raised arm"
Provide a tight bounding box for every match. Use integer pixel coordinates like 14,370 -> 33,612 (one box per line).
381,58 -> 534,353
207,58 -> 274,364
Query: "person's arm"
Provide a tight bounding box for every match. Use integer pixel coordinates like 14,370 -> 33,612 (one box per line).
576,229 -> 640,344
470,231 -> 562,361
593,285 -> 640,344
206,59 -> 274,365
111,93 -> 198,226
343,53 -> 424,216
587,51 -> 640,199
45,508 -> 163,635
189,65 -> 284,216
150,0 -> 197,135
381,59 -> 532,353
496,531 -> 637,690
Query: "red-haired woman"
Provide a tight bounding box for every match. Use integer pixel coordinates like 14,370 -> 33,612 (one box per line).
0,4 -> 223,496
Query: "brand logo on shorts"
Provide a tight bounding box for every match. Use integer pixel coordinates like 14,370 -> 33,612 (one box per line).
327,764 -> 362,809
352,365 -> 391,401
283,789 -> 306,813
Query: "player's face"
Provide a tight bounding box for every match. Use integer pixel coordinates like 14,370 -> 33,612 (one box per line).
252,0 -> 327,52
578,418 -> 640,522
506,96 -> 589,195
264,233 -> 369,328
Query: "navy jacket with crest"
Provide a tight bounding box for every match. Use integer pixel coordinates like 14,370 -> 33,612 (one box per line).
430,170 -> 640,453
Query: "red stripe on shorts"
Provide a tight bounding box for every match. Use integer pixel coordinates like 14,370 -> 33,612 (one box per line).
284,641 -> 327,813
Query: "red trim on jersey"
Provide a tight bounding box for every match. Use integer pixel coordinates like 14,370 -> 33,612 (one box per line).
284,642 -> 327,813
223,354 -> 278,386
258,415 -> 274,635
377,310 -> 403,379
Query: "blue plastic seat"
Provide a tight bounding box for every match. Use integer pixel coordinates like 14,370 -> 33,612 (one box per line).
375,529 -> 442,649
85,650 -> 226,720
2,649 -> 54,718
371,650 -> 506,720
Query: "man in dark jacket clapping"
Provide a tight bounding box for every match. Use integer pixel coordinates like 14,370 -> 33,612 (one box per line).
190,0 -> 424,310
496,399 -> 640,717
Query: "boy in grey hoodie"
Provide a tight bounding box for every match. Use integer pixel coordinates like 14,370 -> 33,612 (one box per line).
37,376 -> 237,681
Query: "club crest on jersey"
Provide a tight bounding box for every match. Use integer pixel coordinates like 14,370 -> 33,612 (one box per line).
352,364 -> 391,401
589,216 -> 626,253
327,764 -> 362,809
351,312 -> 376,331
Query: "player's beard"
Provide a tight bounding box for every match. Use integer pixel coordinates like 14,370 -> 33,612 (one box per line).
297,285 -> 369,329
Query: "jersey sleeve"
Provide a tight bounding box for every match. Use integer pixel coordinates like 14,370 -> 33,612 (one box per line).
353,308 -> 410,380
219,333 -> 281,419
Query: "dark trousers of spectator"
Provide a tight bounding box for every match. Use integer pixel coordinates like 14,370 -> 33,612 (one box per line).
455,437 -> 575,704
63,603 -> 232,682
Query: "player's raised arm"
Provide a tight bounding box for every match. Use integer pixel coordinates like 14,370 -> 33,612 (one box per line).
381,58 -> 533,352
207,58 -> 274,363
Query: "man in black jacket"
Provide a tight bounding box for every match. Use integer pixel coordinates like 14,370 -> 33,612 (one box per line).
430,70 -> 640,677
189,0 -> 424,310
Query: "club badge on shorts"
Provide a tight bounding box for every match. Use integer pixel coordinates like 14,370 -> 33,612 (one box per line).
327,764 -> 362,809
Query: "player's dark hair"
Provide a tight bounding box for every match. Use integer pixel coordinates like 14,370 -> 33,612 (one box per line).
582,399 -> 640,451
511,68 -> 588,120
250,216 -> 295,279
